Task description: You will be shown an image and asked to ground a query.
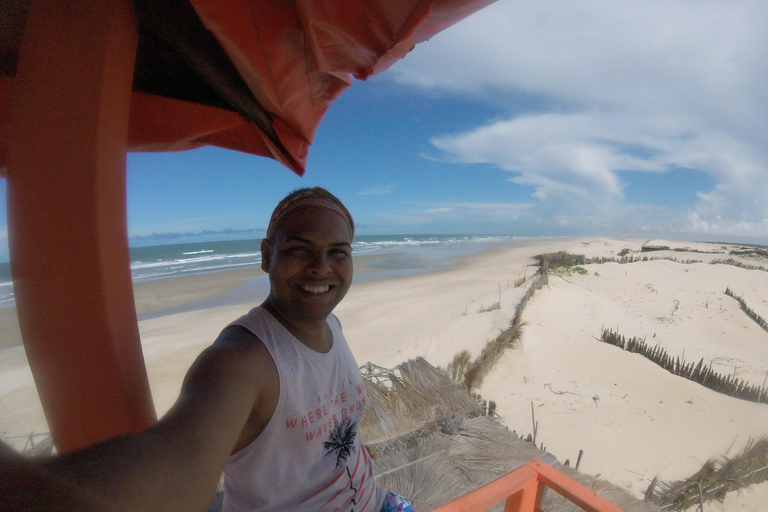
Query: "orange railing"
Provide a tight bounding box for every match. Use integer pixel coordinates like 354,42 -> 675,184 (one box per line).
432,458 -> 627,512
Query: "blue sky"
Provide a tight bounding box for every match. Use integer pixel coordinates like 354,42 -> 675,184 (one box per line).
2,0 -> 768,261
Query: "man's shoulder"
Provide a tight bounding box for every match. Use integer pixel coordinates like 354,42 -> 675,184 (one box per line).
212,324 -> 266,356
188,324 -> 269,379
188,325 -> 276,397
218,323 -> 258,342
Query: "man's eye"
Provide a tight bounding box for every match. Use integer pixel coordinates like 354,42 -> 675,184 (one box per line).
287,246 -> 310,254
331,249 -> 350,257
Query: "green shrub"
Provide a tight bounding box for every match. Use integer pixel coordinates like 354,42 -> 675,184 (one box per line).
552,265 -> 588,276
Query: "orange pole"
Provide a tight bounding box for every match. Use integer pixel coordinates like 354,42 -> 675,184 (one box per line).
526,459 -> 627,512
502,477 -> 542,512
432,459 -> 628,512
431,465 -> 539,512
6,0 -> 156,453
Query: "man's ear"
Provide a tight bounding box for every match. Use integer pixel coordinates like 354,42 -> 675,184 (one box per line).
260,239 -> 272,273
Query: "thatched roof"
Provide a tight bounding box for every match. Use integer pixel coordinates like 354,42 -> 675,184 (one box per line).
362,357 -> 659,512
361,358 -> 483,444
203,357 -> 656,512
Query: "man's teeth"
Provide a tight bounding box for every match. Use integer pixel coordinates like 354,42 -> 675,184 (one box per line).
301,284 -> 330,294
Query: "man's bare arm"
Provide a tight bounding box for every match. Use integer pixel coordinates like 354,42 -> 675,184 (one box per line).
7,326 -> 269,512
0,441 -> 104,511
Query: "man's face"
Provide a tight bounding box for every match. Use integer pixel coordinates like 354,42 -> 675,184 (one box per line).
261,207 -> 353,324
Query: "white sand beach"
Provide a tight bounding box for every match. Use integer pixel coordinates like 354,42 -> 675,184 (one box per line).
1,237 -> 767,510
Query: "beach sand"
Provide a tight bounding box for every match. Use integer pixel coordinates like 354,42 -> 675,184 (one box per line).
1,238 -> 767,510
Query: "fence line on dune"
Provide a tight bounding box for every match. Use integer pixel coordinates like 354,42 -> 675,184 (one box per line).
725,287 -> 768,334
599,327 -> 768,404
449,262 -> 549,392
534,249 -> 768,273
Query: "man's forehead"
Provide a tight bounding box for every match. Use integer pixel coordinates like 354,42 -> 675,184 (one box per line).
274,207 -> 353,242
267,189 -> 354,240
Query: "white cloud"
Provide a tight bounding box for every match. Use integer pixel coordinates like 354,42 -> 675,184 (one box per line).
357,184 -> 395,196
422,208 -> 455,214
391,0 -> 768,240
377,202 -> 538,233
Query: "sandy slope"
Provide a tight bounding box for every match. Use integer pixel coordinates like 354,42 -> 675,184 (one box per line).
476,239 -> 768,507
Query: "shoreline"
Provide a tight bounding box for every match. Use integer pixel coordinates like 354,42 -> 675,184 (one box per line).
135,248 -> 500,321
135,252 -> 403,320
2,236 -> 767,510
0,252 -> 418,346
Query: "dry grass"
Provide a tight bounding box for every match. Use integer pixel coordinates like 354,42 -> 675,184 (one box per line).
725,286 -> 768,333
712,258 -> 768,272
447,350 -> 471,384
599,327 -> 768,404
452,269 -> 548,391
478,302 -> 500,313
462,320 -> 525,390
648,436 -> 768,511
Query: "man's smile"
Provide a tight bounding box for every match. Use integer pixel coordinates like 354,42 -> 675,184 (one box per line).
299,284 -> 332,294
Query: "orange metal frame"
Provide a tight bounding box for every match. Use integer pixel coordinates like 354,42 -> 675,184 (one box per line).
7,0 -> 156,453
433,459 -> 627,512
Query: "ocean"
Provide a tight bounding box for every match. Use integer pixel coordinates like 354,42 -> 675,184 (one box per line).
0,234 -> 543,309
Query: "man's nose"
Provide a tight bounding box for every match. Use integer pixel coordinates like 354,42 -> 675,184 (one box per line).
307,251 -> 331,274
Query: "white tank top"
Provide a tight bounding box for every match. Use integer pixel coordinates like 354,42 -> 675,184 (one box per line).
222,307 -> 385,512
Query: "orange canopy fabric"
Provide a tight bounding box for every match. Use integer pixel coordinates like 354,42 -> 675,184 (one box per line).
1,0 -> 494,176
0,0 -> 496,453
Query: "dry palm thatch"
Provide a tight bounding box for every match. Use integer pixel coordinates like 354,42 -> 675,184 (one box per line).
11,433 -> 55,458
360,357 -> 483,444
362,358 -> 659,512
372,415 -> 540,510
647,436 -> 768,511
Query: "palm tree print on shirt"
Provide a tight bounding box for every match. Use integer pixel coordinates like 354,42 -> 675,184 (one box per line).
324,417 -> 358,509
324,417 -> 357,468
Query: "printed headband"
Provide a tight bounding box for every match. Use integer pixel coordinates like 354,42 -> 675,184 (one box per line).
266,188 -> 355,240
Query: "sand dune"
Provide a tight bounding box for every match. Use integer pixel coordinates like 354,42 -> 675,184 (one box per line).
342,238 -> 768,509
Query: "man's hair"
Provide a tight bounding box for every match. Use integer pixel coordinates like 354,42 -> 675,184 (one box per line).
266,187 -> 355,240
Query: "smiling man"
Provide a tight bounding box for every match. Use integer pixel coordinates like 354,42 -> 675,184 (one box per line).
1,188 -> 416,512
258,188 -> 355,351
215,187 -> 414,512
